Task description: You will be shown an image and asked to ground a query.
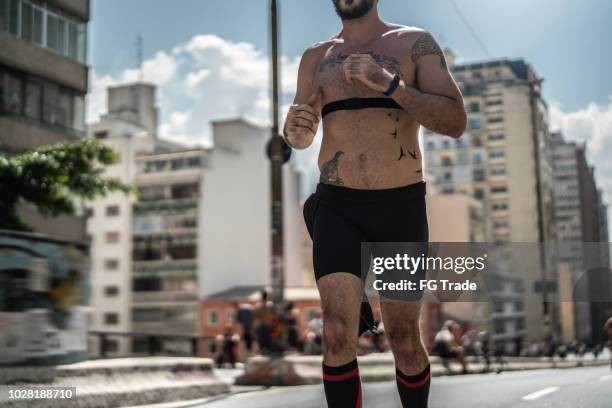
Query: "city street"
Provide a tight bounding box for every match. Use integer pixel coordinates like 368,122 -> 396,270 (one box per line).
188,365 -> 612,408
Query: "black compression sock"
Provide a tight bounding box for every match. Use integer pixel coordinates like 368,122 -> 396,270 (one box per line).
322,359 -> 362,408
395,363 -> 431,408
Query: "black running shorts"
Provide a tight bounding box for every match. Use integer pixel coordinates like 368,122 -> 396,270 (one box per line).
303,181 -> 429,300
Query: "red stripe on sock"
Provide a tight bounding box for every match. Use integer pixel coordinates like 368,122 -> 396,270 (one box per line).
323,367 -> 360,382
396,371 -> 431,388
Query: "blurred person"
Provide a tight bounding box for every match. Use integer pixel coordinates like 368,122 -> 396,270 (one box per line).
234,301 -> 255,353
433,321 -> 467,374
254,291 -> 274,354
215,324 -> 239,368
284,301 -> 302,351
285,0 -> 465,406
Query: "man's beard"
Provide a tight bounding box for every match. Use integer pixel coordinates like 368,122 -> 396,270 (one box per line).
333,0 -> 375,20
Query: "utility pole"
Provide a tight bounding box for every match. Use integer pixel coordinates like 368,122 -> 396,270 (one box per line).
269,0 -> 285,316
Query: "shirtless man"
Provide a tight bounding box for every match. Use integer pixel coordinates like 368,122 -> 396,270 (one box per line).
284,1 -> 466,407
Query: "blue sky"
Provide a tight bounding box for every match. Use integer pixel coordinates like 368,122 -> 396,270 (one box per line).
90,0 -> 612,111
87,0 -> 612,223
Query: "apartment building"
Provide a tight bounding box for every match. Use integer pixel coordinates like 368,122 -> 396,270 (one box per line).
0,0 -> 90,240
551,132 -> 611,344
88,83 -> 305,356
423,57 -> 557,346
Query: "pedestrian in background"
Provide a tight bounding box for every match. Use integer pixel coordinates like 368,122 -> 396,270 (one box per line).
234,301 -> 255,354
254,291 -> 274,354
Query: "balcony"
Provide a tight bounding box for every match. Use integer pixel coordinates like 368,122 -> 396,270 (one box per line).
132,291 -> 198,304
131,320 -> 197,336
132,259 -> 197,277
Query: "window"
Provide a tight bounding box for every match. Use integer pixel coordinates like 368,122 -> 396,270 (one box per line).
104,339 -> 119,352
105,232 -> 119,244
473,189 -> 484,199
1,71 -> 22,114
104,286 -> 119,297
441,157 -> 453,167
106,205 -> 120,217
0,0 -> 87,63
473,169 -> 486,182
486,99 -> 503,107
1,66 -> 85,131
468,102 -> 480,112
133,308 -> 163,322
207,309 -> 220,326
104,313 -> 119,325
0,0 -> 8,31
489,133 -> 505,141
488,117 -> 504,124
171,183 -> 199,200
24,80 -> 43,120
490,167 -> 506,176
133,278 -> 162,292
491,186 -> 508,194
94,130 -> 108,139
489,150 -> 505,159
104,259 -> 119,271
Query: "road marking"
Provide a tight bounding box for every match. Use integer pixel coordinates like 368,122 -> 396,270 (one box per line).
601,375 -> 611,381
521,387 -> 560,401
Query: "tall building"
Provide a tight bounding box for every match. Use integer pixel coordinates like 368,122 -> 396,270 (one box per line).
551,132 -> 611,344
87,83 -> 305,356
423,57 -> 557,346
1,0 -> 90,240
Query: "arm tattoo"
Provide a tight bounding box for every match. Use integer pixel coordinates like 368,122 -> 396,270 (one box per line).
411,32 -> 447,70
320,151 -> 345,186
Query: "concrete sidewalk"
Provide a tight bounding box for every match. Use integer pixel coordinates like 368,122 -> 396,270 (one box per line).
0,357 -> 230,408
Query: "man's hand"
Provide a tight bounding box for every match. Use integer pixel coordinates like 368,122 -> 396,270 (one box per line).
284,91 -> 322,150
342,54 -> 395,93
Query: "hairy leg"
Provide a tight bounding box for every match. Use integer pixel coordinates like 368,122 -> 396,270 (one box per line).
317,272 -> 363,365
380,300 -> 429,374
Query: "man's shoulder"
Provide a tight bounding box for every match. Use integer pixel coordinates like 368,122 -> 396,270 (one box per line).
303,38 -> 337,59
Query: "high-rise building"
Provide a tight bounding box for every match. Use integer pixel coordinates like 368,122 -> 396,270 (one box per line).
87,83 -> 305,356
551,132 -> 611,344
0,0 -> 90,240
423,57 -> 557,347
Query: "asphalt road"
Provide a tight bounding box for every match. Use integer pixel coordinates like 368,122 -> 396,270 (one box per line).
196,365 -> 612,408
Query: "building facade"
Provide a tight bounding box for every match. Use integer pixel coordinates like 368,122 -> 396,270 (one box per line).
423,57 -> 557,347
0,0 -> 90,241
87,83 -> 305,356
551,132 -> 611,344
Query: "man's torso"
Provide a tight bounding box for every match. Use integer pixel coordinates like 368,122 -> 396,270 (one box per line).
311,26 -> 425,189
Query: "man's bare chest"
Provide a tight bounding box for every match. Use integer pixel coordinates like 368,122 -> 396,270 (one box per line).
313,44 -> 416,98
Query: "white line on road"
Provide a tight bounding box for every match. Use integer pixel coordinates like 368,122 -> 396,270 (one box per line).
600,375 -> 611,381
521,387 -> 560,401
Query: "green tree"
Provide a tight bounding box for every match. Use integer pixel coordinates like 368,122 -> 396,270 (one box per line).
0,139 -> 132,231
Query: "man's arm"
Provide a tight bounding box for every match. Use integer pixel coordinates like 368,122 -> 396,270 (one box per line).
283,46 -> 322,150
392,32 -> 467,138
341,31 -> 466,138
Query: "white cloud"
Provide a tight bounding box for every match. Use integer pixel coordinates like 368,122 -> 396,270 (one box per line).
550,98 -> 612,234
88,34 -> 304,150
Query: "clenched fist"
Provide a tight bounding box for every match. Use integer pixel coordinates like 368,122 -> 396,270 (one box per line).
283,92 -> 322,150
342,53 -> 395,93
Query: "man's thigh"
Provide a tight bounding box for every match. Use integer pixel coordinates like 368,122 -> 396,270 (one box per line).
317,273 -> 363,335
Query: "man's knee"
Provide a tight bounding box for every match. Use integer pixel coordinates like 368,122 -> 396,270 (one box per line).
387,320 -> 423,357
323,315 -> 356,355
